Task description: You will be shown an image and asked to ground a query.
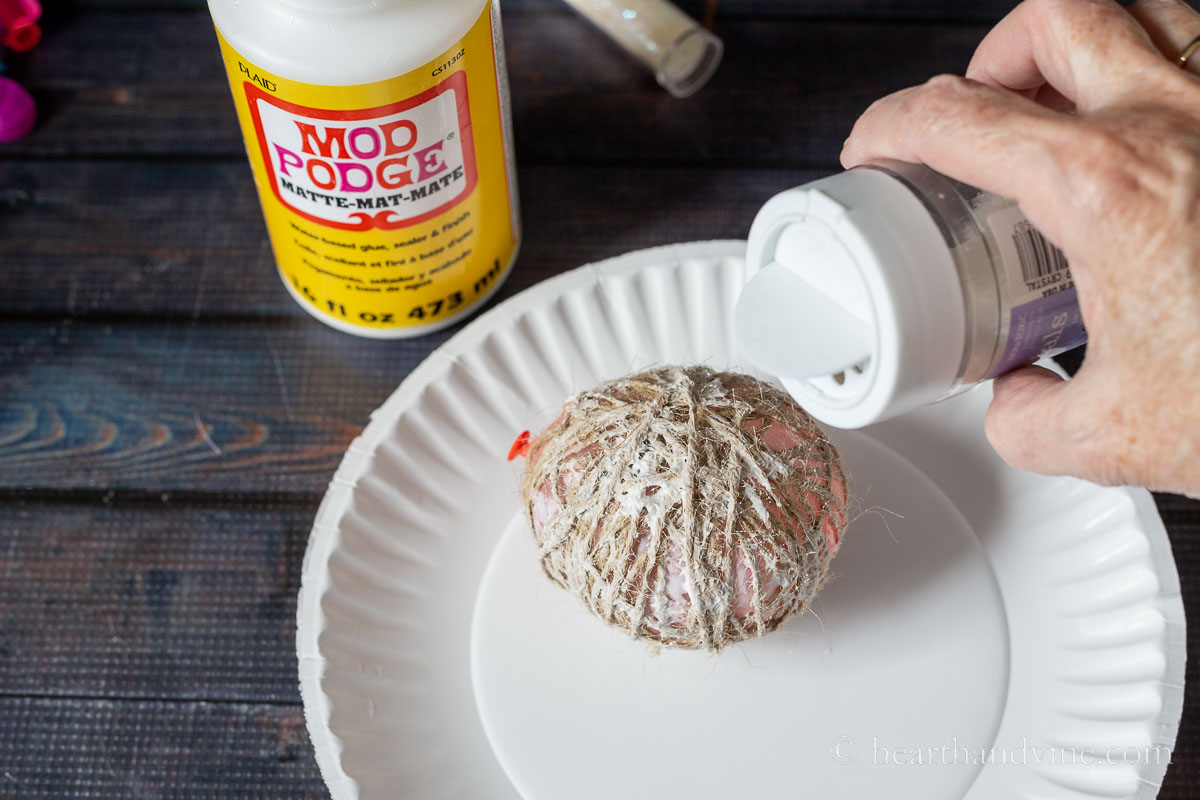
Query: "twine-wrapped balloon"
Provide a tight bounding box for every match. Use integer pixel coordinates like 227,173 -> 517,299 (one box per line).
517,365 -> 848,651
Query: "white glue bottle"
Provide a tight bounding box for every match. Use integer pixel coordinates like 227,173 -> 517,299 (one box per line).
207,0 -> 520,338
734,160 -> 1086,428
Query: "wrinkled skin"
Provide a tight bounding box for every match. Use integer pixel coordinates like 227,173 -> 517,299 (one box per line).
841,0 -> 1200,496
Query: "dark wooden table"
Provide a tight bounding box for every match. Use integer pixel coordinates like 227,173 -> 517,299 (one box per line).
1,1 -> 1197,797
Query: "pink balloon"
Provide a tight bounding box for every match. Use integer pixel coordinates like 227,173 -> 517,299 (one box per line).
0,75 -> 36,142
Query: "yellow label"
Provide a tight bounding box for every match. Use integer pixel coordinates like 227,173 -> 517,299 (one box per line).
214,3 -> 519,335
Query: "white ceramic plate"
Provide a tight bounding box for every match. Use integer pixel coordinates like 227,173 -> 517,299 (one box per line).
298,241 -> 1186,800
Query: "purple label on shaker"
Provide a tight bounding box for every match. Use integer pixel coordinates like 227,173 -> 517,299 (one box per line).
989,285 -> 1087,378
984,206 -> 1088,378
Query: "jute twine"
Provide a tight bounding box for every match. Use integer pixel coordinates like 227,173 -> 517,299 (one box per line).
521,366 -> 848,651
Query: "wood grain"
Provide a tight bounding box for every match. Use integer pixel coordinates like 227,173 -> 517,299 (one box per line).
0,320 -> 401,493
61,0 -> 1196,20
1160,499 -> 1200,800
0,160 -> 823,495
0,160 -> 822,317
4,3 -> 1199,798
0,494 -> 1194,800
6,11 -> 986,162
0,697 -> 323,798
0,502 -> 313,702
68,0 -> 1024,22
0,500 -> 1195,797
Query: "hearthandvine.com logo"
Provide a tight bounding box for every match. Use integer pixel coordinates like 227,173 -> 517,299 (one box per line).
828,736 -> 1173,767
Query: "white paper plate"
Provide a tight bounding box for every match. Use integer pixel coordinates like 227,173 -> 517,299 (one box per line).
297,241 -> 1186,800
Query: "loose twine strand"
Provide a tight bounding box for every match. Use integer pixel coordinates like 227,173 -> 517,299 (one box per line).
522,366 -> 847,651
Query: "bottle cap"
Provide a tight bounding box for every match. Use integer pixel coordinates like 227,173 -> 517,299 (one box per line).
735,168 -> 967,428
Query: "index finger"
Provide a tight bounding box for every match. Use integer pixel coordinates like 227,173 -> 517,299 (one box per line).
965,0 -> 1165,110
839,75 -> 1072,220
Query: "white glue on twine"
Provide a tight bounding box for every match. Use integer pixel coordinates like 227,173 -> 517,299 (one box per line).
735,160 -> 1087,428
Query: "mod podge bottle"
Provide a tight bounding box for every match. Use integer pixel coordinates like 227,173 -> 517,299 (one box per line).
735,160 -> 1086,428
208,0 -> 520,337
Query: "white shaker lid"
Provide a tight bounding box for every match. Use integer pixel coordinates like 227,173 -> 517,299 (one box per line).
735,167 -> 968,428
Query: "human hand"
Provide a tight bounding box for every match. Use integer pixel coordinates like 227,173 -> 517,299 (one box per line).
840,0 -> 1200,496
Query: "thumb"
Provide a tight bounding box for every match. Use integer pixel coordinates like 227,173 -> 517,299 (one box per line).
985,364 -> 1082,478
